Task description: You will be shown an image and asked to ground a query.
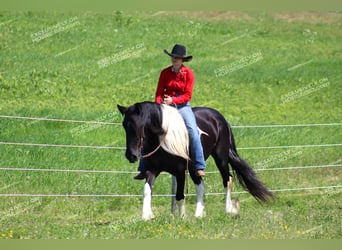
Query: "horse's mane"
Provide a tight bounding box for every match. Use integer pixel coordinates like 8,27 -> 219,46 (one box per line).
160,104 -> 190,160
134,102 -> 189,160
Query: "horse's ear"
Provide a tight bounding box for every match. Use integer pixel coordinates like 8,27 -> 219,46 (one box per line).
117,104 -> 128,115
133,103 -> 143,115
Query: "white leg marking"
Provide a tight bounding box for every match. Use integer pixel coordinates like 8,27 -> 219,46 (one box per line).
195,181 -> 205,218
225,177 -> 240,216
142,183 -> 154,220
176,199 -> 186,218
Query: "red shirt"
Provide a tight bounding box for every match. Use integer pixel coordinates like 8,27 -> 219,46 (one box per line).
155,65 -> 195,105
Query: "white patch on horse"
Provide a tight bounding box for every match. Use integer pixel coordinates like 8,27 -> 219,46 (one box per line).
195,180 -> 205,218
225,176 -> 240,216
160,104 -> 189,160
142,183 -> 154,220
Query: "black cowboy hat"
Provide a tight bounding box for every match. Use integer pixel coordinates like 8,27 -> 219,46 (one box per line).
164,44 -> 193,62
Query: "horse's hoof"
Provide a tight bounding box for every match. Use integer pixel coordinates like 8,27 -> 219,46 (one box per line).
177,199 -> 186,219
195,203 -> 205,218
194,212 -> 205,218
142,213 -> 154,221
226,199 -> 240,217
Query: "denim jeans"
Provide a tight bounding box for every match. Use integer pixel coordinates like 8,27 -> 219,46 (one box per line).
138,103 -> 206,171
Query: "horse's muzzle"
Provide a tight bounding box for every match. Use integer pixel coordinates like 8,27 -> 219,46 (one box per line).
125,150 -> 139,163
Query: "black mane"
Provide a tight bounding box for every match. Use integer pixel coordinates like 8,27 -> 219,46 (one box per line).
133,101 -> 164,136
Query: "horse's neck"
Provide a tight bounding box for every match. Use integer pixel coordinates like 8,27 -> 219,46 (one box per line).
143,130 -> 160,150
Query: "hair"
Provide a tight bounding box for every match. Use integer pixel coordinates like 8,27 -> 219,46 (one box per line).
160,104 -> 190,160
131,102 -> 189,160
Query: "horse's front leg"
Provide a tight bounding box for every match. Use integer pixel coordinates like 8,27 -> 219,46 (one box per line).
175,172 -> 186,218
142,171 -> 156,221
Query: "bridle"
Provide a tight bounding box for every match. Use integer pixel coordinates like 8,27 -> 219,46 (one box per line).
138,126 -> 164,159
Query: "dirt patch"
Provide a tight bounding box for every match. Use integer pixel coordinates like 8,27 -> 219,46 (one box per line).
151,11 -> 253,20
150,11 -> 342,23
272,12 -> 342,23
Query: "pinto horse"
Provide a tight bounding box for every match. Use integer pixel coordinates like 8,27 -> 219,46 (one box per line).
118,101 -> 273,220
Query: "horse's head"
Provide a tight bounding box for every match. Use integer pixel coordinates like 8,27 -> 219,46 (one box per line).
117,102 -> 164,163
117,104 -> 144,163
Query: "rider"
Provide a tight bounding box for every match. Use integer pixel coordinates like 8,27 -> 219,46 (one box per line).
134,44 -> 206,180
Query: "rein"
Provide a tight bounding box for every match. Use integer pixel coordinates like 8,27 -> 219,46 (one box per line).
139,127 -> 164,159
140,143 -> 162,159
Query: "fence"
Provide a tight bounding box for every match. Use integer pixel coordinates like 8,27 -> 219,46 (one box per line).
1,114 -> 341,198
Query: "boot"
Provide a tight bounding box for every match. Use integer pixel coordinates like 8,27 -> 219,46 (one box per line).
134,172 -> 147,180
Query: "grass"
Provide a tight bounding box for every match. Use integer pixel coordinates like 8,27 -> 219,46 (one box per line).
0,11 -> 341,239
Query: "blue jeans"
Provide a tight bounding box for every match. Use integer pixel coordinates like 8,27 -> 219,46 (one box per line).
138,103 -> 206,171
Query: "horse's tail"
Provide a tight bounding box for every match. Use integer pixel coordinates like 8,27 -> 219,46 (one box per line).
227,124 -> 273,203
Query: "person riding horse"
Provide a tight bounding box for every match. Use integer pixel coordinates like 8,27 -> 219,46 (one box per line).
134,44 -> 206,180
118,46 -> 272,220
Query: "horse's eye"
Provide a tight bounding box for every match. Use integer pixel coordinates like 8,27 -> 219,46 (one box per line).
124,121 -> 132,128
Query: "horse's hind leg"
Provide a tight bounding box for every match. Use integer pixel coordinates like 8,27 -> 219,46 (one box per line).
212,153 -> 239,216
195,179 -> 205,218
225,176 -> 240,216
212,151 -> 230,188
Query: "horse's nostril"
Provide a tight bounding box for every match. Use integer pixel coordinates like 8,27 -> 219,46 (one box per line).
126,152 -> 138,163
130,155 -> 138,163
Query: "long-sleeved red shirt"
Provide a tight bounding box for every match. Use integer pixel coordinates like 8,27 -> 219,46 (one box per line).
155,65 -> 195,105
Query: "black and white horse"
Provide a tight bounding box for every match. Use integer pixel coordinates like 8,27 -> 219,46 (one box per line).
118,101 -> 272,220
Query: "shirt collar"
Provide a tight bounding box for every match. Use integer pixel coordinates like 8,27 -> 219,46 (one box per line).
171,64 -> 184,73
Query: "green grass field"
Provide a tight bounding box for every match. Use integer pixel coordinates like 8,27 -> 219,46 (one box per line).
0,11 -> 341,239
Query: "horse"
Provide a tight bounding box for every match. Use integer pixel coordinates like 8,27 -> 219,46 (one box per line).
117,101 -> 273,220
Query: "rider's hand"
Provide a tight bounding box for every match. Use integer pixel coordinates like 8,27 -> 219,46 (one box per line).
162,95 -> 173,105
